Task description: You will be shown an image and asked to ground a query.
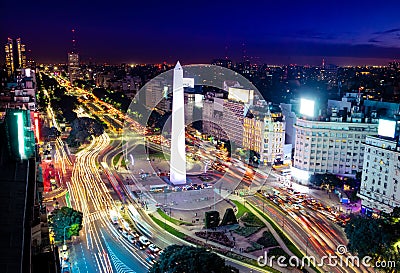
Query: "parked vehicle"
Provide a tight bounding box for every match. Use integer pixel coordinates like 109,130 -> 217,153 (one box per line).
139,236 -> 150,246
148,244 -> 160,253
128,235 -> 136,244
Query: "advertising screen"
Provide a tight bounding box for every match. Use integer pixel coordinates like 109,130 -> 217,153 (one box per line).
378,119 -> 396,138
299,98 -> 315,117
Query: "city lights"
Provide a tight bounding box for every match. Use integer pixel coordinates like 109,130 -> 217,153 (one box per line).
299,98 -> 315,117
14,112 -> 26,159
378,119 -> 397,138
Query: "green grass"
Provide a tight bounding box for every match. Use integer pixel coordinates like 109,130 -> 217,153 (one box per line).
256,231 -> 279,248
248,202 -> 322,273
245,241 -> 264,253
113,153 -> 122,166
231,200 -> 250,218
157,208 -> 193,226
268,247 -> 290,259
241,212 -> 265,227
149,214 -> 186,239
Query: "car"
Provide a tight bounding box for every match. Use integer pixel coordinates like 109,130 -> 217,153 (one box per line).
148,244 -> 160,253
130,231 -> 140,238
122,230 -> 129,239
136,240 -> 148,250
128,235 -> 136,244
139,236 -> 150,246
145,256 -> 156,265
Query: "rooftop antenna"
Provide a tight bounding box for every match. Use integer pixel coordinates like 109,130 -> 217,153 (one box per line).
242,42 -> 247,63
71,29 -> 76,53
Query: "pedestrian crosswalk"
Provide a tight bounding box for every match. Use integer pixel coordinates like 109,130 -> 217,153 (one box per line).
105,239 -> 136,273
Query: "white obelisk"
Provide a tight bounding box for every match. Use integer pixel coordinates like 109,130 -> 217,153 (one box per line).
170,61 -> 186,185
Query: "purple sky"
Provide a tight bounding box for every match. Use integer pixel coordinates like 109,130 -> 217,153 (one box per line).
1,0 -> 400,65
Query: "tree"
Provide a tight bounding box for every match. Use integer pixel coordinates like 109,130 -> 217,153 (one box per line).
149,245 -> 239,273
220,208 -> 238,226
66,117 -> 105,147
345,215 -> 393,258
48,207 -> 83,242
310,173 -> 342,188
41,126 -> 61,140
249,149 -> 260,167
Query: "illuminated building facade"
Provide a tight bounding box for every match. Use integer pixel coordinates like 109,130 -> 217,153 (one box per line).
144,77 -> 170,112
0,68 -> 37,113
68,52 -> 80,84
5,38 -> 27,77
243,108 -> 285,165
294,118 -> 378,175
359,136 -> 400,214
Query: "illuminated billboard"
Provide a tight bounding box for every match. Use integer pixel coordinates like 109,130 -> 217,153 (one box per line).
300,98 -> 315,117
378,119 -> 396,138
228,87 -> 254,104
5,109 -> 35,160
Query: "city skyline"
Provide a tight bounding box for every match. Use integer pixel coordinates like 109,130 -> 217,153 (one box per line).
2,0 -> 400,66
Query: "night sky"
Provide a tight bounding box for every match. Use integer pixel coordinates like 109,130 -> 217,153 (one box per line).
1,0 -> 400,65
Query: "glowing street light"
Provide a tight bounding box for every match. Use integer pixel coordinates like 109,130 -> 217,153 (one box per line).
63,225 -> 71,250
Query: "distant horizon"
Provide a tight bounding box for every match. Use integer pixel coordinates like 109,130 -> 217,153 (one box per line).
2,1 -> 400,68
7,53 -> 398,67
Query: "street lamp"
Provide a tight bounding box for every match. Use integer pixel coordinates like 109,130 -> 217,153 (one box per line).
63,225 -> 71,250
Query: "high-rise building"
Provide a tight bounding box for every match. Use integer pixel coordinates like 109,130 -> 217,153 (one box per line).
5,38 -> 27,77
144,77 -> 170,112
68,52 -> 80,84
358,136 -> 400,215
222,100 -> 245,147
68,29 -> 80,85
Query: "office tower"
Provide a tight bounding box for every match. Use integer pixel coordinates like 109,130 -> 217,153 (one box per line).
169,62 -> 186,185
68,52 -> 79,85
5,38 -> 27,77
68,29 -> 80,85
145,77 -> 170,112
